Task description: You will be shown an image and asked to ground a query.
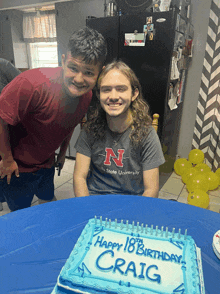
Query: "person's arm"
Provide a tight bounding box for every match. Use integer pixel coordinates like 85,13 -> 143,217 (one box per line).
55,130 -> 75,170
0,118 -> 13,161
0,117 -> 19,184
142,167 -> 159,198
73,152 -> 91,197
140,127 -> 165,197
0,76 -> 34,183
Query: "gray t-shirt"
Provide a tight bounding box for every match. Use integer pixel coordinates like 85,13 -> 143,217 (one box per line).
0,58 -> 21,93
75,126 -> 165,195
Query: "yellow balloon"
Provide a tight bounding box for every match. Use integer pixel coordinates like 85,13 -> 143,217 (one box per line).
187,189 -> 209,209
195,163 -> 211,174
174,158 -> 192,176
186,173 -> 208,192
215,168 -> 220,180
188,149 -> 204,164
206,172 -> 219,190
181,167 -> 198,184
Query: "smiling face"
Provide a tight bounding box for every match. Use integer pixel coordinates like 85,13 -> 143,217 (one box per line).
62,53 -> 100,98
99,69 -> 139,119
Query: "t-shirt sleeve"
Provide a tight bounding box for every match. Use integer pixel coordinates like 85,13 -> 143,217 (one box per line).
141,127 -> 165,171
75,129 -> 92,158
0,76 -> 34,126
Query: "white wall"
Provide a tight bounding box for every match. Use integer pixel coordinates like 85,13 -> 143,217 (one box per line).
0,9 -> 29,67
55,0 -> 104,65
10,10 -> 29,68
177,0 -> 212,158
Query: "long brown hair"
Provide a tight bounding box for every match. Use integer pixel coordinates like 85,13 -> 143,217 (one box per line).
84,60 -> 152,146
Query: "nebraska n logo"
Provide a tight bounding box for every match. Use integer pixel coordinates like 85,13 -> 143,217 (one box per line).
104,148 -> 125,167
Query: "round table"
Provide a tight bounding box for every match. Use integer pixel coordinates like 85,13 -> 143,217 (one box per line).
0,195 -> 219,293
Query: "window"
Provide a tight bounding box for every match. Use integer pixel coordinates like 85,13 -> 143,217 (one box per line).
28,42 -> 58,68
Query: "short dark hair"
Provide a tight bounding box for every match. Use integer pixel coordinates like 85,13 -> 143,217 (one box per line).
67,27 -> 107,66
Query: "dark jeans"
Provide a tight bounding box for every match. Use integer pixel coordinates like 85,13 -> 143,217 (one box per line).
0,166 -> 55,211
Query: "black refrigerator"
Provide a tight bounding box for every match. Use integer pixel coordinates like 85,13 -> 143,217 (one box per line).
87,8 -> 180,148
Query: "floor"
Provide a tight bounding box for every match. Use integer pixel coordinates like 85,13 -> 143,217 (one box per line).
0,158 -> 219,216
159,171 -> 220,213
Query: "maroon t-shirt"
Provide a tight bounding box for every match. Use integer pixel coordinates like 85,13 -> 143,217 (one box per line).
0,67 -> 92,172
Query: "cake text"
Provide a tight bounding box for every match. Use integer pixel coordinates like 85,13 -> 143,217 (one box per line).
96,249 -> 161,283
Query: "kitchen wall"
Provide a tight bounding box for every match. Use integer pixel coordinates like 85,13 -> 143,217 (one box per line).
176,0 -> 212,158
10,10 -> 29,68
0,9 -> 28,68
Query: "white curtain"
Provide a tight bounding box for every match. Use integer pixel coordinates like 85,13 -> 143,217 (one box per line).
23,11 -> 57,43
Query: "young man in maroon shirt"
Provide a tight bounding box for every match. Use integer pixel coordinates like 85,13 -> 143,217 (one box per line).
0,27 -> 107,211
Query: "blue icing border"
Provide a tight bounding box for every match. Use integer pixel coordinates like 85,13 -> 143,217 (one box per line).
61,223 -> 95,276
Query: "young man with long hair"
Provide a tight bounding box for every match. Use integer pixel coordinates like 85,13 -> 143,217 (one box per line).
73,60 -> 165,197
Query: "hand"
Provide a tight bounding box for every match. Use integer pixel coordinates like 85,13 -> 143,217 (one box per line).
54,153 -> 66,170
0,159 -> 19,184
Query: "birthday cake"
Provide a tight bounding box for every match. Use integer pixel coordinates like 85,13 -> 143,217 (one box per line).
55,217 -> 205,294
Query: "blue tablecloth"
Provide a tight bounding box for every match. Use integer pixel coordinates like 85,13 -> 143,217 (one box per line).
0,195 -> 220,294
